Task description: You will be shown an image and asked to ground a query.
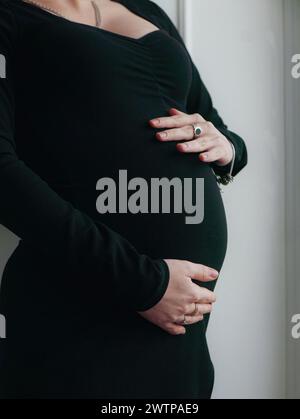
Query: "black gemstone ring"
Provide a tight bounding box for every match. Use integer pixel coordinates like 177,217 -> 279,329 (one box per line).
192,124 -> 203,139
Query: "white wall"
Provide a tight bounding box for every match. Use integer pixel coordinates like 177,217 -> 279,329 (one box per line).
182,0 -> 286,399
284,0 -> 300,400
155,0 -> 178,24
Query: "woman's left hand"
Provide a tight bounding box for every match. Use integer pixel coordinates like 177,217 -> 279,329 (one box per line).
149,108 -> 233,167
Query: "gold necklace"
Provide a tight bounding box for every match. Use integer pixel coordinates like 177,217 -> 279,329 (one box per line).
23,0 -> 102,28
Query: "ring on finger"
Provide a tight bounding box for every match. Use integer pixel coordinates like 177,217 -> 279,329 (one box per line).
182,315 -> 189,325
192,123 -> 203,139
191,302 -> 199,316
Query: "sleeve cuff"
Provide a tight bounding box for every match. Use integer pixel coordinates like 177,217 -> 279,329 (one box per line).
135,258 -> 170,312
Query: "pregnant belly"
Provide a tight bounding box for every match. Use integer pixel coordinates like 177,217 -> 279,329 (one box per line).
34,98 -> 228,274
53,125 -> 228,274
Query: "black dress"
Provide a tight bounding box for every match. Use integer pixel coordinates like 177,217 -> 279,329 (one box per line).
0,0 -> 247,399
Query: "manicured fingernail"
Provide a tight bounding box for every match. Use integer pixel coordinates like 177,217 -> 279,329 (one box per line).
159,132 -> 167,139
151,118 -> 160,125
202,154 -> 208,160
210,270 -> 219,279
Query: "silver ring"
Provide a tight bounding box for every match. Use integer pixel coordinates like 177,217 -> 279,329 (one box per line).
192,124 -> 202,139
192,303 -> 199,316
182,315 -> 189,325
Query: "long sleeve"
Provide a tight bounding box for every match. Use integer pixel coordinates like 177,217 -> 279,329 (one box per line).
148,0 -> 248,177
0,1 -> 169,312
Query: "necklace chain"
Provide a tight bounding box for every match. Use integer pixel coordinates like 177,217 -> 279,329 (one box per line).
23,0 -> 102,28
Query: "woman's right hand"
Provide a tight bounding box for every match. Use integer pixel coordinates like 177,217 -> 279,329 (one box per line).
138,259 -> 219,335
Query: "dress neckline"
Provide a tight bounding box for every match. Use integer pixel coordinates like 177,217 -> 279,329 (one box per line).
15,0 -> 166,43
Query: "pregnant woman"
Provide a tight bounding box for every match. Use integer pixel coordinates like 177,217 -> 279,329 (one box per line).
0,0 -> 247,399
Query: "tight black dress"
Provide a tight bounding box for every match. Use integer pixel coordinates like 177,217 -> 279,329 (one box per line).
0,0 -> 247,399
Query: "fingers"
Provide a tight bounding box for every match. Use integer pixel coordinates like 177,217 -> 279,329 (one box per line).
164,323 -> 186,336
149,112 -> 206,131
155,121 -> 212,143
175,304 -> 213,327
199,303 -> 213,315
177,135 -> 217,153
182,314 -> 204,325
139,313 -> 187,336
156,125 -> 195,142
186,261 -> 219,282
186,303 -> 213,316
151,111 -> 232,166
199,146 -> 224,163
192,285 -> 217,304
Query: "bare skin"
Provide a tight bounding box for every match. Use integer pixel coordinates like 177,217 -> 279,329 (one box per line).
150,109 -> 233,166
25,0 -> 233,335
